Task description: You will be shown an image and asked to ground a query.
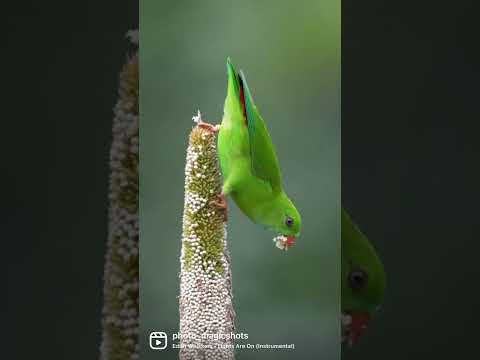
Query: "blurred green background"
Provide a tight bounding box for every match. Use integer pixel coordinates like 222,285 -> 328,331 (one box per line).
140,1 -> 340,358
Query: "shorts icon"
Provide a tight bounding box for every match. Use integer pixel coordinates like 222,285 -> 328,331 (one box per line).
150,332 -> 168,350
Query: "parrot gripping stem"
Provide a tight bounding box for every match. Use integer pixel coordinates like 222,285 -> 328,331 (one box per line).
193,110 -> 226,221
193,110 -> 220,133
210,193 -> 228,222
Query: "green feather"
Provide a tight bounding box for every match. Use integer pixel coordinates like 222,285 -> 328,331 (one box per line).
238,70 -> 282,193
218,59 -> 301,239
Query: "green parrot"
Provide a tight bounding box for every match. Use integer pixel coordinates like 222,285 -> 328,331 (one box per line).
341,208 -> 386,346
197,58 -> 301,249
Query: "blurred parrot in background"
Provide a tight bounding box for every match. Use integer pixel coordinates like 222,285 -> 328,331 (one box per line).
342,208 -> 386,346
196,58 -> 301,250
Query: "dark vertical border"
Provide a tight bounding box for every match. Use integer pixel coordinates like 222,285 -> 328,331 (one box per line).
343,0 -> 479,358
4,1 -> 138,358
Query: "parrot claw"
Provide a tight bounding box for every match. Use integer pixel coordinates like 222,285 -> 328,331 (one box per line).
198,122 -> 220,134
210,193 -> 228,222
192,110 -> 220,134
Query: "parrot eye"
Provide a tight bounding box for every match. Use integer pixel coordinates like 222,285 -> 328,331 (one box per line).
285,216 -> 294,227
348,269 -> 368,291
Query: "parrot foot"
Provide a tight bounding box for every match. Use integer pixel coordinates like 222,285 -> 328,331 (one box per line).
192,110 -> 220,134
210,193 -> 228,222
198,121 -> 220,134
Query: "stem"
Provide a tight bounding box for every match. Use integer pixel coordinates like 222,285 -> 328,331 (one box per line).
179,122 -> 236,360
100,30 -> 139,360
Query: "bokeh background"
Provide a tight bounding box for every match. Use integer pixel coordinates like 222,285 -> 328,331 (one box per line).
3,1 -> 138,359
342,1 -> 480,359
140,1 -> 340,359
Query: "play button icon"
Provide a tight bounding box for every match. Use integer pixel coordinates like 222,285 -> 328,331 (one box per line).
150,331 -> 168,350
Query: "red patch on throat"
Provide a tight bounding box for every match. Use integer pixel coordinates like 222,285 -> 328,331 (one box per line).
238,77 -> 247,124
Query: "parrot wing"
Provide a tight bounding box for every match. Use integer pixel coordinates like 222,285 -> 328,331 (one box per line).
238,70 -> 283,193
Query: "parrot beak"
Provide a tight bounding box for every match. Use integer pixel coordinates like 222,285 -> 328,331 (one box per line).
273,235 -> 297,251
285,236 -> 296,248
342,312 -> 370,347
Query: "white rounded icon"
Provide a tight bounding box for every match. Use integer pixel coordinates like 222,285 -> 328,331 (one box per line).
150,331 -> 168,350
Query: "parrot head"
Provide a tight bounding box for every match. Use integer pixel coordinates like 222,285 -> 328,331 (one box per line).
341,208 -> 386,346
270,192 -> 302,251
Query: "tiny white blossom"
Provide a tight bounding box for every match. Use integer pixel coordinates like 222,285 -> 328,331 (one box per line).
179,122 -> 236,359
192,109 -> 202,124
